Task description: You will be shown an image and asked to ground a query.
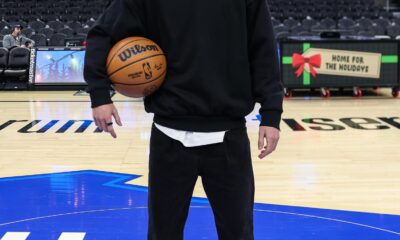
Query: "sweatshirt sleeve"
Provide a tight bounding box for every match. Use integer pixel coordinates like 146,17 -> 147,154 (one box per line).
22,36 -> 35,46
84,0 -> 145,108
246,0 -> 284,130
3,35 -> 12,49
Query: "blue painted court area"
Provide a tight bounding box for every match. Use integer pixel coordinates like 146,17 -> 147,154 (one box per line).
0,171 -> 399,240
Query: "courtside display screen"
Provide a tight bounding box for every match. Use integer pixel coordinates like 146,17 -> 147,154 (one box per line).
280,40 -> 399,88
34,49 -> 86,85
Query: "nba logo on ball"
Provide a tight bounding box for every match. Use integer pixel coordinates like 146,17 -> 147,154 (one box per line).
106,37 -> 167,98
143,62 -> 153,80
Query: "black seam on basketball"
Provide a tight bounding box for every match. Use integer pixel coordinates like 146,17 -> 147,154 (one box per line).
108,53 -> 166,78
113,69 -> 167,86
106,38 -> 148,69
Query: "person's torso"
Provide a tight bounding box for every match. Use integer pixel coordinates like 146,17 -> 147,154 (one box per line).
131,0 -> 255,130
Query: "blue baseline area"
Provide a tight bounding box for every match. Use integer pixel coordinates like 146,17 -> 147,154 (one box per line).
0,171 -> 399,240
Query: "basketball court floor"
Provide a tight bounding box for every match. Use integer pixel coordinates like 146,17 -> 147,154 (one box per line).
0,90 -> 399,239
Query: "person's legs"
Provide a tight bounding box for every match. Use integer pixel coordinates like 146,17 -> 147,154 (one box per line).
148,124 -> 199,240
200,127 -> 255,240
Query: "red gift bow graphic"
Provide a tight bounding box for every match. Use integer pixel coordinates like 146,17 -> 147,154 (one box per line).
292,53 -> 321,77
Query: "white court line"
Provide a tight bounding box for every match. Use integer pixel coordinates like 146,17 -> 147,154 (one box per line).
1,232 -> 30,240
58,232 -> 86,240
0,207 -> 145,227
0,206 -> 399,236
253,209 -> 400,236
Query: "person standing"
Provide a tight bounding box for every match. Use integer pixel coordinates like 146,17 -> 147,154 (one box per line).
84,0 -> 283,239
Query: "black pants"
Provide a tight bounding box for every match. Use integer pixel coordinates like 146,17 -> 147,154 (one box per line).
148,123 -> 255,240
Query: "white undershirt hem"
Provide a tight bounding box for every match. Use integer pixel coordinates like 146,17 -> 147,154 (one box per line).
154,123 -> 227,147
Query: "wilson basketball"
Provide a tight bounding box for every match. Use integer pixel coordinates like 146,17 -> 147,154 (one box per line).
106,37 -> 167,98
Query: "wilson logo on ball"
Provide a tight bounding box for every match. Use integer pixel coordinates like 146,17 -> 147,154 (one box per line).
118,44 -> 160,62
107,37 -> 167,98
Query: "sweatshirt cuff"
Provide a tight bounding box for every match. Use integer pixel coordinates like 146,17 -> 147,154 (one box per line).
89,88 -> 113,108
260,110 -> 282,130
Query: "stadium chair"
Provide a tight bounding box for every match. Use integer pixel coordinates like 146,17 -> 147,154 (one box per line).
320,18 -> 336,29
356,17 -> 374,30
75,33 -> 87,40
352,24 -> 364,33
4,47 -> 30,79
275,31 -> 290,40
379,10 -> 393,19
67,21 -> 82,30
26,15 -> 40,23
49,33 -> 67,47
0,47 -> 8,75
370,24 -> 385,36
0,27 -> 10,36
4,16 -> 19,24
50,7 -> 67,16
340,28 -> 356,37
297,31 -> 313,37
32,6 -> 48,15
338,17 -> 356,29
42,15 -> 59,22
56,1 -> 69,9
29,20 -> 46,32
357,30 -> 375,37
302,17 -> 317,31
291,25 -> 307,34
274,25 -> 290,34
0,8 -> 7,16
59,28 -> 74,37
386,24 -> 400,39
85,19 -> 96,27
30,34 -> 47,46
310,24 -> 323,32
373,17 -> 391,28
392,18 -> 400,26
38,27 -> 55,39
47,21 -> 65,32
3,2 -> 17,9
62,14 -> 79,22
0,20 -> 9,30
283,18 -> 300,29
21,28 -> 33,38
271,18 -> 281,27
76,27 -> 90,35
67,7 -> 81,15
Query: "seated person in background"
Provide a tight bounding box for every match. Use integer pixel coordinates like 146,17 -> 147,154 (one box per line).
3,24 -> 35,49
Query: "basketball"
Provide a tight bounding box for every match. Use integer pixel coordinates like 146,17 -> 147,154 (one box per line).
106,37 -> 167,98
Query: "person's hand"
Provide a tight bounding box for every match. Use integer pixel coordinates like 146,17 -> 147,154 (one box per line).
92,103 -> 122,138
258,126 -> 280,159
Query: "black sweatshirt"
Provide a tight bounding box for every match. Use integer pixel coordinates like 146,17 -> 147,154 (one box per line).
84,0 -> 283,132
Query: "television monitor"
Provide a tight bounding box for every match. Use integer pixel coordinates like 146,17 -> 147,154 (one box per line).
33,49 -> 86,85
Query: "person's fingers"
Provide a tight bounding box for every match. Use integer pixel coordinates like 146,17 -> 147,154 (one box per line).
113,109 -> 123,127
99,118 -> 110,133
258,129 -> 265,150
265,137 -> 277,153
259,151 -> 270,159
93,117 -> 104,132
258,134 -> 279,159
107,125 -> 117,138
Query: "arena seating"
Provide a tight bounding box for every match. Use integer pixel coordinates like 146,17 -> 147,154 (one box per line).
4,47 -> 30,78
0,0 -> 106,47
0,47 -> 30,89
268,0 -> 400,39
0,0 -> 399,45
